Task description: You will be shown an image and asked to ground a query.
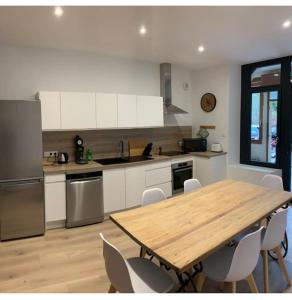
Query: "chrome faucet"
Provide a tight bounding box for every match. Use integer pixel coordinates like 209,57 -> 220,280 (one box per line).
119,140 -> 130,158
119,140 -> 124,158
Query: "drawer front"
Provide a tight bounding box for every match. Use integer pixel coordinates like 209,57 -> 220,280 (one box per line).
147,182 -> 172,198
145,167 -> 171,187
44,174 -> 65,183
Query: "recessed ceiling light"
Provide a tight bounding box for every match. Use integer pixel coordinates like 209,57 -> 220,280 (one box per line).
274,73 -> 279,77
282,20 -> 291,28
139,25 -> 147,36
54,6 -> 64,18
198,45 -> 205,53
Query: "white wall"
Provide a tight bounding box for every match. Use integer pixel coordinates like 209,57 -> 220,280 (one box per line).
192,65 -> 240,163
0,45 -> 192,126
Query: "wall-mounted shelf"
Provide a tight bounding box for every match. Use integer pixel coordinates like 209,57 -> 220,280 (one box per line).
200,125 -> 216,129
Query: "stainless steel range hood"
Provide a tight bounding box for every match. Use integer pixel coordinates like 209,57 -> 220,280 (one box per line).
160,63 -> 188,114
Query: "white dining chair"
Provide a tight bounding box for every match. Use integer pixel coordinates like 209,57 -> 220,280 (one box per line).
197,227 -> 263,293
142,188 -> 166,206
184,178 -> 202,193
100,233 -> 176,293
260,174 -> 283,191
260,209 -> 291,292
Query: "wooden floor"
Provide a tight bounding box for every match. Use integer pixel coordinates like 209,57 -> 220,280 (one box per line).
0,210 -> 292,293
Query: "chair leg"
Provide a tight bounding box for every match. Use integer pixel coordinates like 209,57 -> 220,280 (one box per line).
218,282 -> 225,292
246,274 -> 258,293
261,250 -> 269,293
226,281 -> 236,293
108,284 -> 116,293
140,246 -> 146,258
194,272 -> 205,292
274,246 -> 292,287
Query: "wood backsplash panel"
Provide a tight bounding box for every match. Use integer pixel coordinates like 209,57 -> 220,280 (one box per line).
42,126 -> 192,161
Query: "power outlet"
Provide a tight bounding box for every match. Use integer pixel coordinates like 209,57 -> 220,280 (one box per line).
44,151 -> 58,158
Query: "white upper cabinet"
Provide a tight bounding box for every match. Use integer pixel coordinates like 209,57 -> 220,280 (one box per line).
60,92 -> 96,129
38,91 -> 61,130
96,93 -> 118,128
117,94 -> 137,128
137,96 -> 164,128
38,91 -> 164,130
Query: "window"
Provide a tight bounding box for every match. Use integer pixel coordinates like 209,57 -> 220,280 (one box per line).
241,60 -> 283,169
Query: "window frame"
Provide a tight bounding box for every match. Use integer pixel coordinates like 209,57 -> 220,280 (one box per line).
240,57 -> 284,169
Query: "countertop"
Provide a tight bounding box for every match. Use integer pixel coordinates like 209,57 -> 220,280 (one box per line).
43,151 -> 227,175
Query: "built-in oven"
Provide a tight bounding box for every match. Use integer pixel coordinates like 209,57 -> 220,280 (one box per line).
171,160 -> 193,194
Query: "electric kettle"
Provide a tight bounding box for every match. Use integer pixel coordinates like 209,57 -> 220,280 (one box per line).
57,152 -> 69,164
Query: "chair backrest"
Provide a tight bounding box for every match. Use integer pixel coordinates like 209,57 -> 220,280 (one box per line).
262,209 -> 288,250
184,178 -> 202,193
260,174 -> 283,191
99,233 -> 133,292
142,188 -> 166,206
225,227 -> 263,282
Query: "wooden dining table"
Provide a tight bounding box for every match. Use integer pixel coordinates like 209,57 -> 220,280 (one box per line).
110,179 -> 292,275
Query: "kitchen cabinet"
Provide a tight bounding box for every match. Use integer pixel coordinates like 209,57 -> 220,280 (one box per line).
125,165 -> 145,208
145,161 -> 172,198
103,169 -> 126,213
117,94 -> 137,128
38,91 -> 164,130
44,174 -> 66,226
194,155 -> 227,186
37,91 -> 61,130
137,96 -> 164,127
60,92 -> 96,129
96,93 -> 118,128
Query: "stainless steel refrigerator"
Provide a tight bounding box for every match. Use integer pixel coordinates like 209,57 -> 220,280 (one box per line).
0,100 -> 44,241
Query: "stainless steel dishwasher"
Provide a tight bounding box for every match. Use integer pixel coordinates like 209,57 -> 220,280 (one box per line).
66,171 -> 104,228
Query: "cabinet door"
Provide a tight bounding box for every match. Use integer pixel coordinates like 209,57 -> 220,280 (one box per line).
117,94 -> 137,128
103,169 -> 126,213
60,92 -> 96,129
38,91 -> 61,130
96,93 -> 118,128
137,96 -> 164,127
125,166 -> 145,208
194,156 -> 226,186
45,181 -> 66,222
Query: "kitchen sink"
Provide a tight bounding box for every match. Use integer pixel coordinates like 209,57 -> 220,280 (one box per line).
94,156 -> 153,165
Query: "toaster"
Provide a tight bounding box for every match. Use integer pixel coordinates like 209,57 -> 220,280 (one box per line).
211,143 -> 223,152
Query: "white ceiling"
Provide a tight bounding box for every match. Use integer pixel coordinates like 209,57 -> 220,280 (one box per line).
0,6 -> 292,69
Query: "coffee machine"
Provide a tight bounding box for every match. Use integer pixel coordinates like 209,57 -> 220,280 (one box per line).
74,135 -> 88,164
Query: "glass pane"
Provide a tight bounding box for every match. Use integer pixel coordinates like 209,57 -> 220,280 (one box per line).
251,64 -> 281,87
251,93 -> 261,141
250,91 -> 278,164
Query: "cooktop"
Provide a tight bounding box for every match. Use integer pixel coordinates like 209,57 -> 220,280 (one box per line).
161,151 -> 189,157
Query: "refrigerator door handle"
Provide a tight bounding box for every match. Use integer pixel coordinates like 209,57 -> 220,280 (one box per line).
0,178 -> 43,188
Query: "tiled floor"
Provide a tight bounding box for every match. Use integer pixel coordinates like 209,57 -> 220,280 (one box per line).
0,209 -> 291,293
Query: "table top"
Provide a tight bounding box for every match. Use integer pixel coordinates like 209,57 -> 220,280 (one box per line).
110,179 -> 292,273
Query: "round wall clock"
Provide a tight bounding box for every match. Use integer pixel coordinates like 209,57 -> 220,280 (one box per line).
200,93 -> 216,112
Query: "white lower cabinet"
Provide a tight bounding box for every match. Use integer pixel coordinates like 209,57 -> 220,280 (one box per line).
146,182 -> 172,198
125,165 -> 145,208
144,161 -> 172,198
194,155 -> 227,186
103,169 -> 126,213
44,174 -> 66,225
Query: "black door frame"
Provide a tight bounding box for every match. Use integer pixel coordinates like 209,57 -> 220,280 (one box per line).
241,56 -> 292,191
